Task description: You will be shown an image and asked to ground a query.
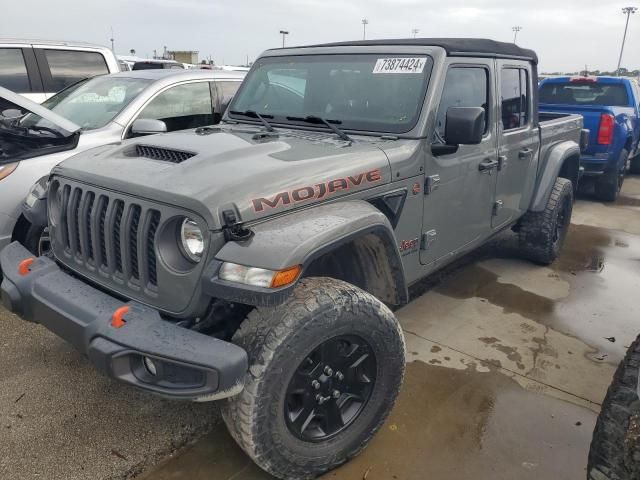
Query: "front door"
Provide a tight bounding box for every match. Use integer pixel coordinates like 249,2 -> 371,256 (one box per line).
420,59 -> 497,265
492,61 -> 539,227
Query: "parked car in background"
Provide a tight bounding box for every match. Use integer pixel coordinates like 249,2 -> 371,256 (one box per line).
540,76 -> 640,201
132,59 -> 184,70
0,69 -> 245,258
0,39 -> 119,104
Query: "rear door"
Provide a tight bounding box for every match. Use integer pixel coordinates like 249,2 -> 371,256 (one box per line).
420,59 -> 497,265
492,61 -> 539,228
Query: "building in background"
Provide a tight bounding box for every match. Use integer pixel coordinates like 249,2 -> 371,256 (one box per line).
167,50 -> 199,64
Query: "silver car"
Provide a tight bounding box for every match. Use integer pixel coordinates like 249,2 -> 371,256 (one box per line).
0,69 -> 245,255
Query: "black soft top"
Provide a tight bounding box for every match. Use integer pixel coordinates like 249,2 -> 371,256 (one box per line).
296,38 -> 538,65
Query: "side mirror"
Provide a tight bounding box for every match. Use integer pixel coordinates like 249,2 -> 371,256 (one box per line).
130,118 -> 167,136
444,107 -> 485,146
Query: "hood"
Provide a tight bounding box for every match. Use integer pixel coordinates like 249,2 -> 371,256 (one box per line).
0,86 -> 80,135
54,126 -> 392,230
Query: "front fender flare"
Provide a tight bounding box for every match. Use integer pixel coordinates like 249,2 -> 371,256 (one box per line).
203,200 -> 408,307
530,142 -> 580,212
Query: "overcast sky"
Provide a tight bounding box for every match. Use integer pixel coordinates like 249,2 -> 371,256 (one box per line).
2,0 -> 639,72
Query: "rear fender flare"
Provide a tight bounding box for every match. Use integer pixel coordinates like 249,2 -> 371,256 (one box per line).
530,142 -> 580,212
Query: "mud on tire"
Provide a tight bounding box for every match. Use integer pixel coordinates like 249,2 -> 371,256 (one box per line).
588,334 -> 640,480
221,277 -> 406,480
517,177 -> 573,265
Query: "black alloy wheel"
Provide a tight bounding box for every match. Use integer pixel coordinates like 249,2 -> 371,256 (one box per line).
285,335 -> 376,442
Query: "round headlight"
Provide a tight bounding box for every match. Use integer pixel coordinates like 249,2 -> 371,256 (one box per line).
180,218 -> 204,262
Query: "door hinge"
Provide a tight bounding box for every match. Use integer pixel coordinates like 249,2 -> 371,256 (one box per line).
425,175 -> 441,195
492,200 -> 504,216
497,155 -> 508,171
421,229 -> 437,250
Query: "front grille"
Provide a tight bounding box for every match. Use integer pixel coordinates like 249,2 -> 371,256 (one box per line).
53,182 -> 161,289
135,144 -> 195,163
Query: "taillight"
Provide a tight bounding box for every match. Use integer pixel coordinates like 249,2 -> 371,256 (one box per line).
597,114 -> 615,145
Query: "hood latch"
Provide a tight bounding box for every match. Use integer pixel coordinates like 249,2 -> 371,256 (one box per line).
222,209 -> 254,242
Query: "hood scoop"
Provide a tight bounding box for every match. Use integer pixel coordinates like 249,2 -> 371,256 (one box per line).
135,144 -> 196,164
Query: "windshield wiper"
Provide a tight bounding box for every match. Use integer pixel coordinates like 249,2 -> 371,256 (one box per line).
286,115 -> 351,142
229,110 -> 275,132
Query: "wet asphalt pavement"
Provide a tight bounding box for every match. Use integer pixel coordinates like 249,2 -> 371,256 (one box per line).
1,176 -> 640,480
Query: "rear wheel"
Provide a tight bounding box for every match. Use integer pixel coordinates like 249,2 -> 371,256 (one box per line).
588,334 -> 640,480
221,277 -> 405,480
517,177 -> 573,265
595,149 -> 628,202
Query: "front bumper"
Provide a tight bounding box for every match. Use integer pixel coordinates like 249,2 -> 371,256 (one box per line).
0,242 -> 248,401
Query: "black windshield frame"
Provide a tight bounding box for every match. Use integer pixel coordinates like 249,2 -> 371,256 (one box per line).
227,53 -> 434,135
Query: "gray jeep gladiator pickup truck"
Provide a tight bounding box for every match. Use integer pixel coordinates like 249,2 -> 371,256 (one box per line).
1,38 -> 585,479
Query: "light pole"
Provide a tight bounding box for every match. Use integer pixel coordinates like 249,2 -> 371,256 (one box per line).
362,19 -> 368,40
617,7 -> 637,76
110,26 -> 115,52
279,30 -> 289,48
512,26 -> 522,44
412,28 -> 420,38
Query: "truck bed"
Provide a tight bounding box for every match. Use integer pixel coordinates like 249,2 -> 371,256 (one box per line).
539,112 -> 584,154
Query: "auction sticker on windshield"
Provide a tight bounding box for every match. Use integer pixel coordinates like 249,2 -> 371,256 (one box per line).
373,57 -> 426,74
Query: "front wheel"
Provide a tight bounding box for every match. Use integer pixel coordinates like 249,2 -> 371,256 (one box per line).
588,334 -> 640,479
222,277 -> 406,480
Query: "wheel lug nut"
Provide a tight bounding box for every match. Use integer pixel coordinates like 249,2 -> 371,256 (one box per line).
332,390 -> 340,399
311,380 -> 320,390
324,366 -> 333,376
336,372 -> 344,381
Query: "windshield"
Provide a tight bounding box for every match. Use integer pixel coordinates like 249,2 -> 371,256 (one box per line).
228,54 -> 433,134
540,82 -> 630,107
21,76 -> 152,131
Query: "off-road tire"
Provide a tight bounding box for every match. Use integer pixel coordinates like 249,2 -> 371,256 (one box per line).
595,149 -> 628,202
221,277 -> 406,480
588,334 -> 640,480
517,177 -> 573,265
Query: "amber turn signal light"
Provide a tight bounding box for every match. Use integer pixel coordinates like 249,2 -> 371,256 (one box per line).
271,265 -> 302,288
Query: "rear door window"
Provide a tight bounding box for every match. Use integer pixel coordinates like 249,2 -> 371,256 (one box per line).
0,48 -> 31,93
501,68 -> 529,130
43,49 -> 109,91
540,82 -> 630,107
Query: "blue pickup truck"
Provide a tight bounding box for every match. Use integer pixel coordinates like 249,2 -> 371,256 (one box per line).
539,76 -> 640,201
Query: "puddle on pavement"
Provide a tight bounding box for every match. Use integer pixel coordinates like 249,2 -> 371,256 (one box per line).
143,362 -> 595,480
435,223 -> 640,365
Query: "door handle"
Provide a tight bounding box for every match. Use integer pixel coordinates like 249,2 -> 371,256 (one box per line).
479,158 -> 499,173
519,148 -> 534,159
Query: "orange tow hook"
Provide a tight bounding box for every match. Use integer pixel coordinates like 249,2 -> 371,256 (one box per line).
111,306 -> 130,329
18,258 -> 35,276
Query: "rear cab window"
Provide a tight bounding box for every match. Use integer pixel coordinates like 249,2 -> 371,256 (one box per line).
42,49 -> 109,91
540,81 -> 630,107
